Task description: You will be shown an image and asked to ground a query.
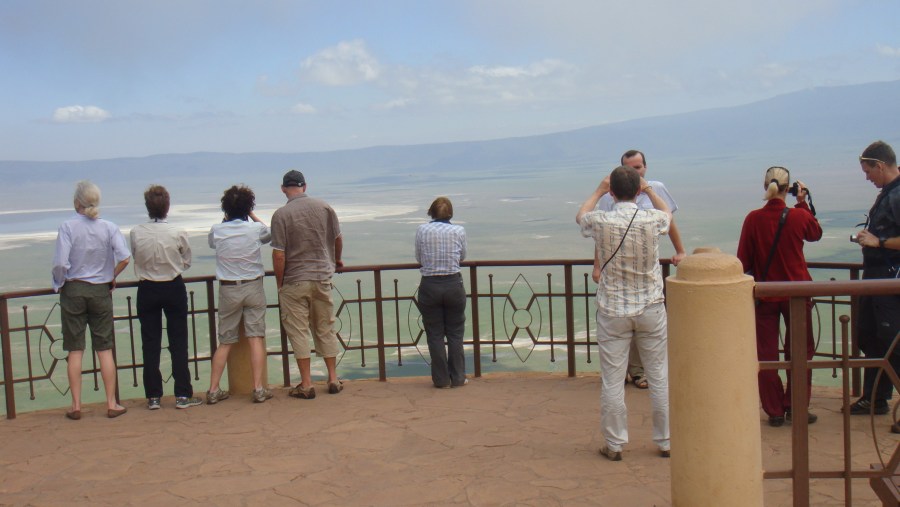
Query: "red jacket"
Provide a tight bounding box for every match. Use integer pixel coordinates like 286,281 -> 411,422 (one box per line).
737,199 -> 822,301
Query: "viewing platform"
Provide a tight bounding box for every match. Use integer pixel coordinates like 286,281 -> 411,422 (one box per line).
3,258 -> 900,505
0,373 -> 892,506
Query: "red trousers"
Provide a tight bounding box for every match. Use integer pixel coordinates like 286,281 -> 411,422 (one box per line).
755,299 -> 815,418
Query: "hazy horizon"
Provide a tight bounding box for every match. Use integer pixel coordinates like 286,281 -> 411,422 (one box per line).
2,75 -> 897,292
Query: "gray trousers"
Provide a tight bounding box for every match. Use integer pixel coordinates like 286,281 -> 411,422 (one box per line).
418,274 -> 467,387
596,302 -> 670,452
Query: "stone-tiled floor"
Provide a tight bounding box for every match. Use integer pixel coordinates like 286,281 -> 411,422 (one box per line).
0,372 -> 895,506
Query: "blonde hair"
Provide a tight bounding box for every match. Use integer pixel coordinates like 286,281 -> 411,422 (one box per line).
763,166 -> 790,201
74,180 -> 101,219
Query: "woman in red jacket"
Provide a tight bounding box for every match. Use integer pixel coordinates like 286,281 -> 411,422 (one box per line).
737,166 -> 823,427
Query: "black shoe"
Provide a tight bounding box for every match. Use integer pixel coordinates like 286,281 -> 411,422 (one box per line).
768,416 -> 785,427
785,409 -> 817,424
847,398 -> 889,415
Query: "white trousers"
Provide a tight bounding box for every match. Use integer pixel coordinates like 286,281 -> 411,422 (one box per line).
596,302 -> 670,452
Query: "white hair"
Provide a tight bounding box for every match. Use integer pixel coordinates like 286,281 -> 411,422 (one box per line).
74,180 -> 101,219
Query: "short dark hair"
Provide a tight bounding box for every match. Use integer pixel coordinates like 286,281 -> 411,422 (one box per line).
221,185 -> 256,221
427,196 -> 453,220
861,140 -> 897,167
620,149 -> 646,167
144,185 -> 170,220
610,165 -> 640,201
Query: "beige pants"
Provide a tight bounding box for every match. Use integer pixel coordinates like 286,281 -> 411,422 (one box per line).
279,280 -> 340,359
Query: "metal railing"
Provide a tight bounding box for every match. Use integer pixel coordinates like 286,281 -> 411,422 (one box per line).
756,277 -> 900,507
1,258 -> 896,505
5,259 -> 662,419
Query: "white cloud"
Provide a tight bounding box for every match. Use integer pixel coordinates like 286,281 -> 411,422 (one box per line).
412,58 -> 579,106
876,44 -> 900,57
756,63 -> 793,80
468,60 -> 570,79
739,62 -> 795,90
290,102 -> 317,114
463,1 -> 841,61
374,98 -> 416,110
52,105 -> 111,123
300,39 -> 381,86
255,74 -> 296,97
470,65 -> 532,79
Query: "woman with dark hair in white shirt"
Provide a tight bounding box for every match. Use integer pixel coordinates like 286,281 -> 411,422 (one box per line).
130,185 -> 201,410
206,185 -> 273,404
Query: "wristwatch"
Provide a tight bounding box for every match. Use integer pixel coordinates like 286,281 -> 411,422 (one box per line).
879,236 -> 888,248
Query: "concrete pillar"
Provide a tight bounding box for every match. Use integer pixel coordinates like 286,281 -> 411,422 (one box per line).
226,318 -> 267,395
667,248 -> 763,507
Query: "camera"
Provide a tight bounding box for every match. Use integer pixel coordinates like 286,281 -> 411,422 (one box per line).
789,181 -> 816,215
789,182 -> 804,196
850,235 -> 859,243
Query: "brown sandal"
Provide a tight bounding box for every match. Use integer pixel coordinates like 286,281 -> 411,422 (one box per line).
107,407 -> 127,418
631,375 -> 649,389
289,385 -> 316,399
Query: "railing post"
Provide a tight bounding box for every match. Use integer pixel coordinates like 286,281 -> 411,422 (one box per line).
278,305 -> 291,387
564,263 -> 575,377
1,298 -> 15,419
469,266 -> 481,378
667,251 -> 763,506
374,269 -> 386,381
849,267 -> 861,397
206,280 -> 217,355
789,295 -> 811,507
839,315 -> 853,504
226,317 -> 265,394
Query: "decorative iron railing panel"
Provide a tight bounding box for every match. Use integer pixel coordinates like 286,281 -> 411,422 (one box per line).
3,259 -> 897,504
0,260 -> 865,419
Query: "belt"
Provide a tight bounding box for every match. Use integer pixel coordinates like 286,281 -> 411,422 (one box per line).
219,276 -> 262,286
423,272 -> 461,279
138,275 -> 183,284
66,279 -> 111,286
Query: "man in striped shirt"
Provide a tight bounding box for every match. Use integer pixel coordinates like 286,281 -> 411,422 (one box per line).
576,165 -> 672,461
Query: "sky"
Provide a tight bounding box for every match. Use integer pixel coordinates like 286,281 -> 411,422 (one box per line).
2,0 -> 900,162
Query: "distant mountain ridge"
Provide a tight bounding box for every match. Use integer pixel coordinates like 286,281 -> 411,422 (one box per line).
3,79 -> 899,208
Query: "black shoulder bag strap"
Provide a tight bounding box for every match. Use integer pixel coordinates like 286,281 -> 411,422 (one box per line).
600,208 -> 640,273
759,207 -> 790,282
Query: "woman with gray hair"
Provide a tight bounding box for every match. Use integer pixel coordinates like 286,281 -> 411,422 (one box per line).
52,180 -> 131,420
